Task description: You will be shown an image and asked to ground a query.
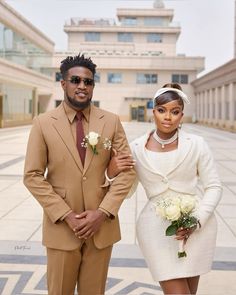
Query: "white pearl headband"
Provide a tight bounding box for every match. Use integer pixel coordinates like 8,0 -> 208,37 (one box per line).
153,87 -> 190,107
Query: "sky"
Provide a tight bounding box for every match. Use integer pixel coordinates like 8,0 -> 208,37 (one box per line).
5,0 -> 236,75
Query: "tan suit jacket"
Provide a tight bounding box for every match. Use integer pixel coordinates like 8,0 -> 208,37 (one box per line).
24,103 -> 136,250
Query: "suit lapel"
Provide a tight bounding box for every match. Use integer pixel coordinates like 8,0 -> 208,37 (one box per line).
83,105 -> 105,174
52,104 -> 84,172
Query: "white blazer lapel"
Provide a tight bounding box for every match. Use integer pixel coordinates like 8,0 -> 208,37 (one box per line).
134,130 -> 192,177
166,130 -> 192,175
133,132 -> 165,176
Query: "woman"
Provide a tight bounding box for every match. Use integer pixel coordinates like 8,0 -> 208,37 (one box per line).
107,83 -> 222,294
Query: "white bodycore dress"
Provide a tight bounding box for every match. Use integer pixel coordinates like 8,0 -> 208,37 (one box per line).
132,131 -> 222,282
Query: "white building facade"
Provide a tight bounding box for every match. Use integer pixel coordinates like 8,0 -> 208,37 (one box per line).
52,1 -> 204,122
192,60 -> 236,131
0,1 -> 54,127
192,0 -> 236,132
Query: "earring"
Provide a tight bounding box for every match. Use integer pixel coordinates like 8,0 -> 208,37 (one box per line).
179,123 -> 182,129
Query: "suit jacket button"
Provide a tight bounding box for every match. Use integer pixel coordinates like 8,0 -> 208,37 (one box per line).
83,176 -> 87,181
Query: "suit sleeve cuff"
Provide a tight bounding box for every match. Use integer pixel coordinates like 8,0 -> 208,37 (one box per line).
98,207 -> 113,219
60,210 -> 73,221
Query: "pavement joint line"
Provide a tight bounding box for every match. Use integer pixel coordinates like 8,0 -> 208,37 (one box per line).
222,186 -> 236,201
0,196 -> 31,220
0,156 -> 25,170
222,182 -> 236,186
0,178 -> 20,192
0,126 -> 30,135
26,225 -> 42,242
215,211 -> 236,238
216,161 -> 236,175
0,175 -> 23,179
0,135 -> 24,142
218,159 -> 236,162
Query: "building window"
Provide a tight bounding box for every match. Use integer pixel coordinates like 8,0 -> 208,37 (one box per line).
147,100 -> 154,109
121,17 -> 137,26
55,72 -> 62,82
107,73 -> 122,84
172,74 -> 188,84
144,17 -> 166,26
2,83 -> 33,123
94,73 -> 100,83
118,33 -> 133,42
55,100 -> 62,107
92,101 -> 100,107
85,32 -> 100,42
0,22 -> 52,77
137,74 -> 157,84
147,33 -> 162,43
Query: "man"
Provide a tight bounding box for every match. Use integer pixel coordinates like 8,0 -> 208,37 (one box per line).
23,54 -> 136,295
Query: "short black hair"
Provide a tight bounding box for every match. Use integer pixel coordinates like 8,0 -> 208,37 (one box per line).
60,53 -> 97,79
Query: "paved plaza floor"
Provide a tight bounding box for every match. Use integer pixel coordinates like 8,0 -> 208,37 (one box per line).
0,122 -> 236,295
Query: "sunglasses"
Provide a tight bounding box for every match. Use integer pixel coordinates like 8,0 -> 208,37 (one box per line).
67,76 -> 94,86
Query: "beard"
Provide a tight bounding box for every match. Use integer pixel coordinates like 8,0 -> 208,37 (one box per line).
64,93 -> 92,111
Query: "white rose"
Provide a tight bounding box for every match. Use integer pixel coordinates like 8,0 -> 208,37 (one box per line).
165,204 -> 181,221
88,132 -> 99,146
170,196 -> 181,206
155,205 -> 166,218
180,196 -> 196,214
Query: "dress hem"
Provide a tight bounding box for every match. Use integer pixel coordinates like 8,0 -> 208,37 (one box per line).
152,268 -> 211,282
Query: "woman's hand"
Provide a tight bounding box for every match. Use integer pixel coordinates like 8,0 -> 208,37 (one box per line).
107,148 -> 136,178
175,225 -> 197,242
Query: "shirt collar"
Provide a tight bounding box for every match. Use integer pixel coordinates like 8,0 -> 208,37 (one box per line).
63,101 -> 90,123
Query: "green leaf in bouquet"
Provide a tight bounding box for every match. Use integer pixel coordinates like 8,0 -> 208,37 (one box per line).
166,224 -> 178,236
178,251 -> 187,258
181,215 -> 198,229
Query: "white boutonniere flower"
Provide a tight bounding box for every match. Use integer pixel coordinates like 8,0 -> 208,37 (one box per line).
81,132 -> 112,155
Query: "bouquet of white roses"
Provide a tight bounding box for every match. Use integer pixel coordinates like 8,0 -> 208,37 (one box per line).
155,194 -> 199,258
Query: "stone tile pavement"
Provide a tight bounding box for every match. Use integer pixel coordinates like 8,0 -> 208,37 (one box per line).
0,122 -> 236,294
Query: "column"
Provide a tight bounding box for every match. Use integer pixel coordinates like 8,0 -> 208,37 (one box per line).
32,88 -> 38,118
229,83 -> 234,125
204,90 -> 208,122
196,93 -> 200,121
209,89 -> 213,122
221,85 -> 226,121
200,92 -> 204,122
215,87 -> 219,123
0,94 -> 3,128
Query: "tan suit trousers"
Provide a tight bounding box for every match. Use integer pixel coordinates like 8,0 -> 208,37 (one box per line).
47,238 -> 112,295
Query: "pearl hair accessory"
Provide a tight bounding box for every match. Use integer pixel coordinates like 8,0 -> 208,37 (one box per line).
152,130 -> 178,149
